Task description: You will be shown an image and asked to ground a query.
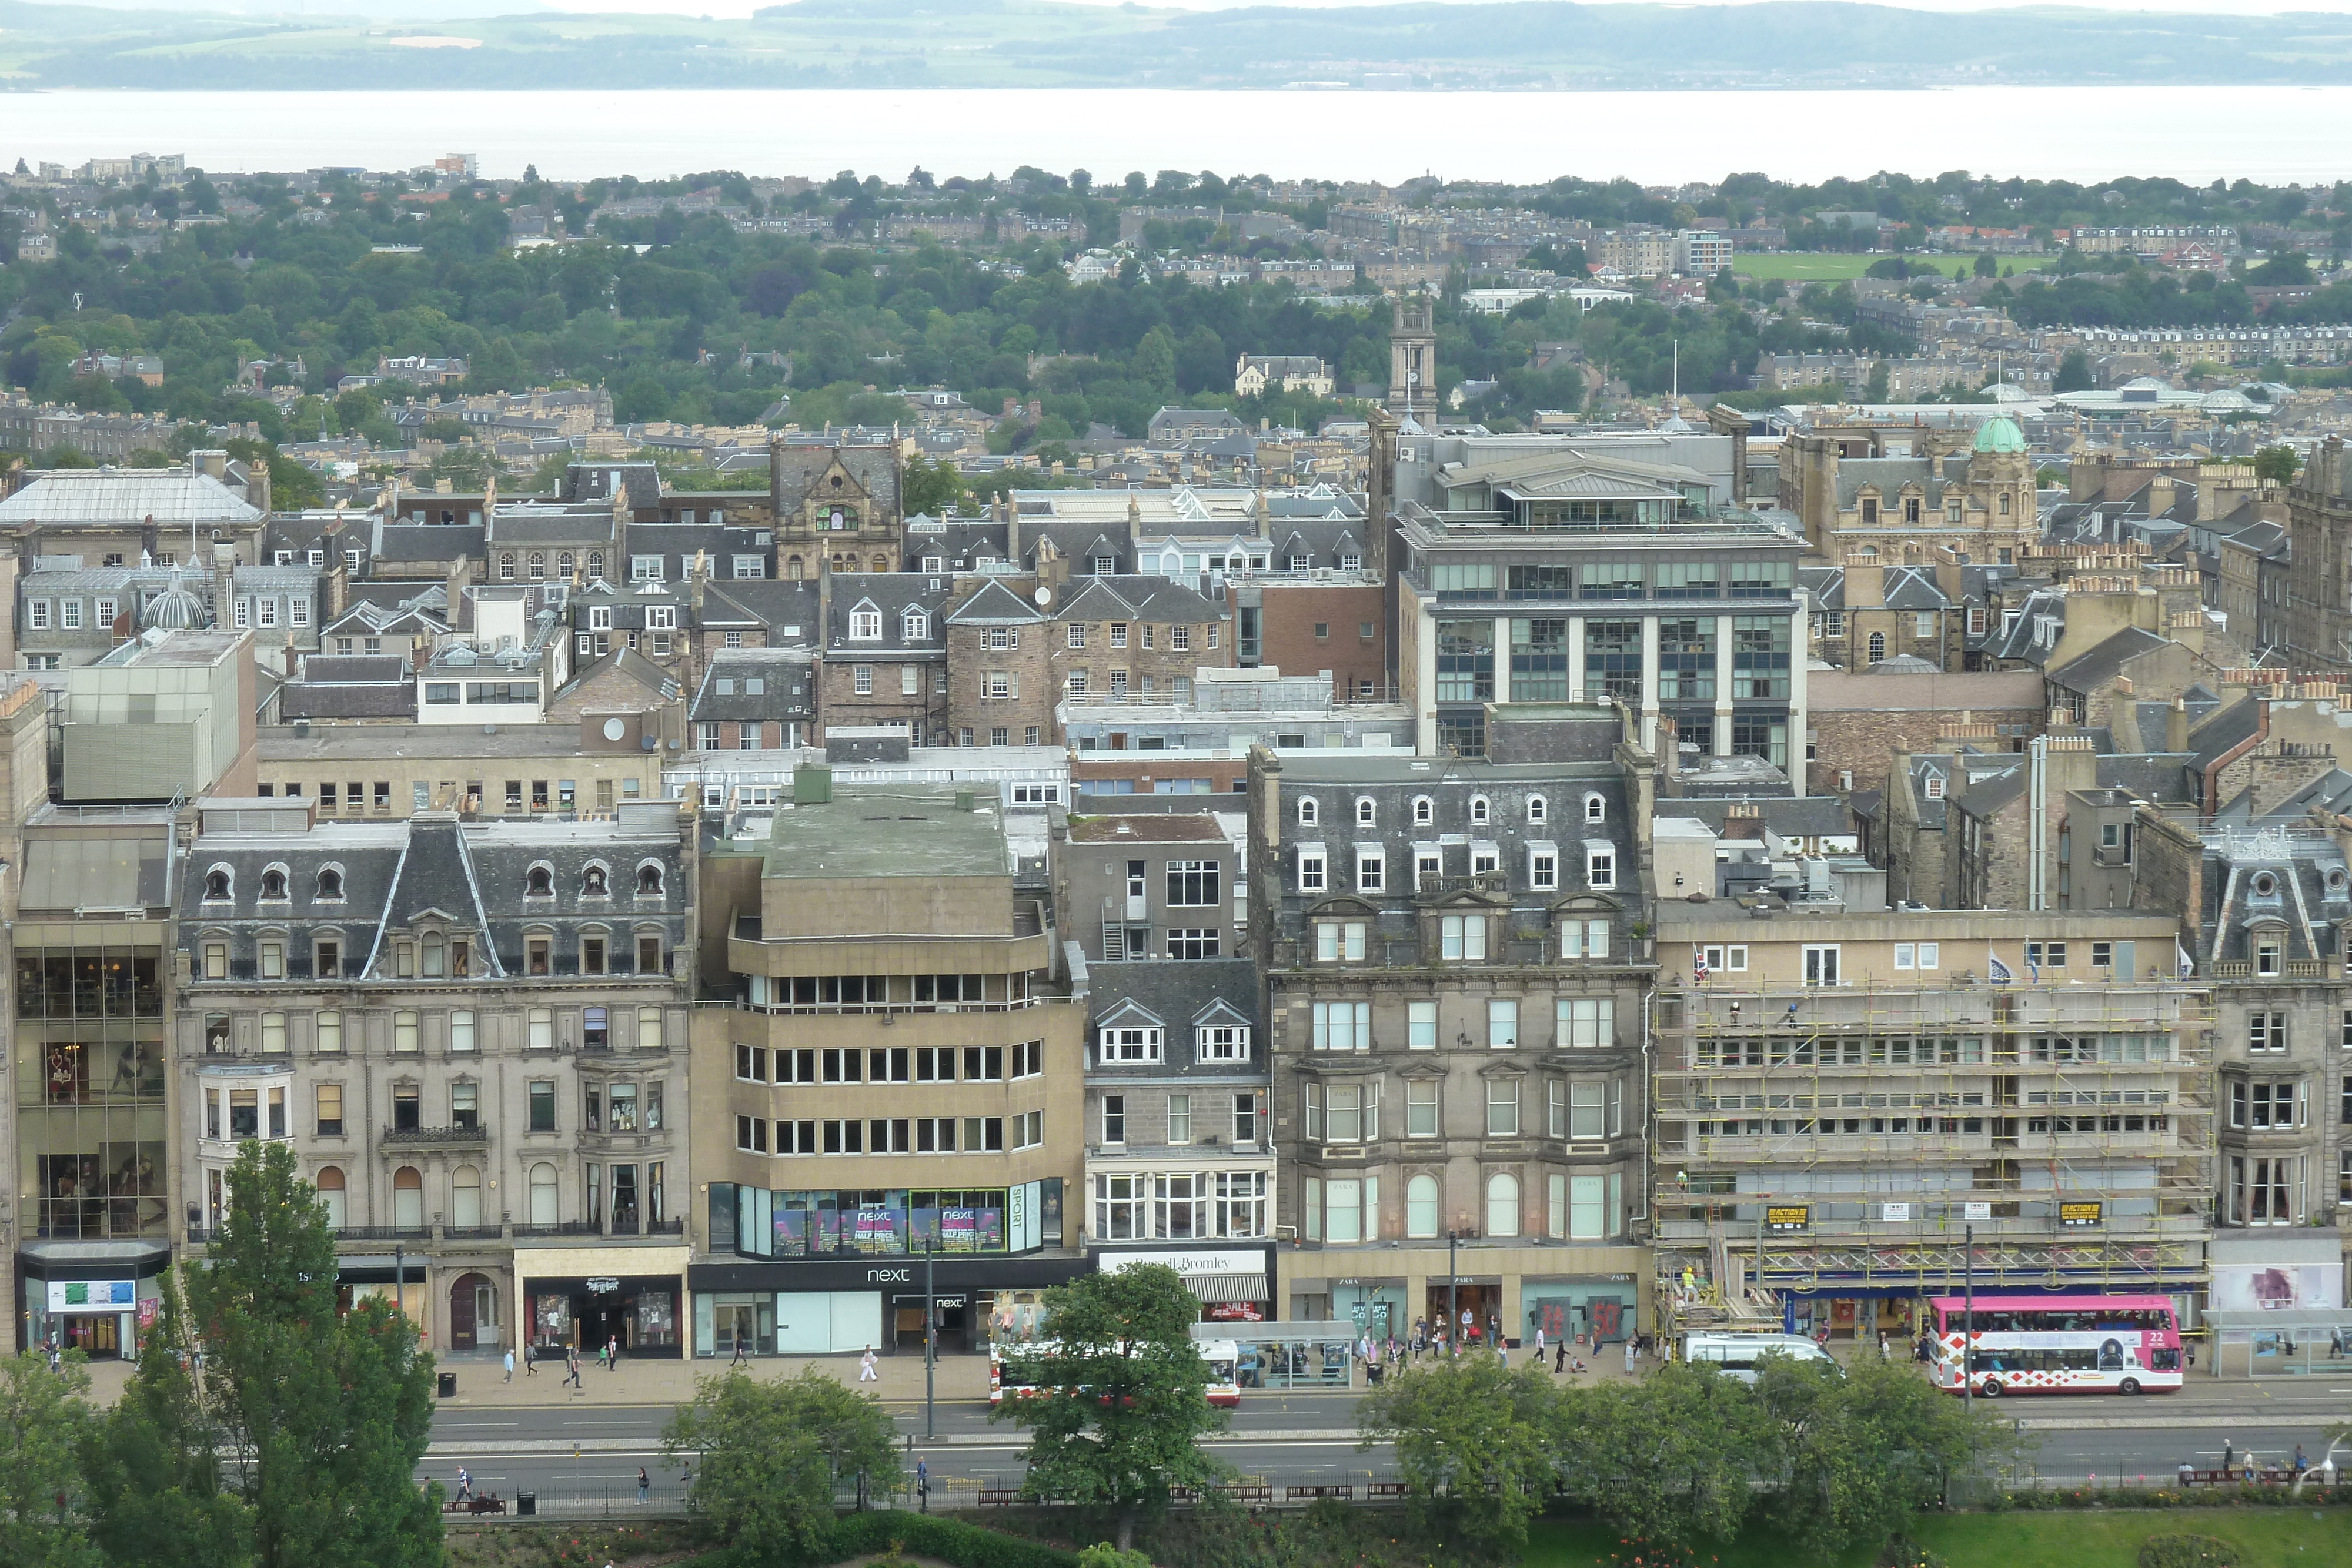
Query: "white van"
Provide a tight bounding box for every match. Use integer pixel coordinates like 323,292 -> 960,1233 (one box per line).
1679,1332 -> 1837,1384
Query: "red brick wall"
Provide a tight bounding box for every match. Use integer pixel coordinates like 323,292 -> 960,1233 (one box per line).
1254,582 -> 1386,698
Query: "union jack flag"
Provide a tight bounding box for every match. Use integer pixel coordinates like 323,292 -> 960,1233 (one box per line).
1693,945 -> 1709,982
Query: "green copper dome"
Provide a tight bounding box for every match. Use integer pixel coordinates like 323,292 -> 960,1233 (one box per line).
1972,415 -> 2026,454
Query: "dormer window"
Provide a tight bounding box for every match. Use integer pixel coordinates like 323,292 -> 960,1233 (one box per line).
1528,795 -> 1548,825
583,864 -> 610,896
1583,793 -> 1605,825
903,610 -> 929,640
315,867 -> 343,901
849,609 -> 883,640
2252,872 -> 2280,898
1298,798 -> 1318,827
1469,796 -> 1490,826
1923,773 -> 1946,801
204,867 -> 232,901
637,864 -> 663,897
1355,797 -> 1376,827
1412,795 -> 1434,826
525,865 -> 553,898
259,867 -> 288,901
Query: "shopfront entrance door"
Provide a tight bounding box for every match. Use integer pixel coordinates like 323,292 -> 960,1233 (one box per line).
1426,1283 -> 1498,1345
714,1302 -> 757,1359
62,1313 -> 122,1358
579,1290 -> 627,1353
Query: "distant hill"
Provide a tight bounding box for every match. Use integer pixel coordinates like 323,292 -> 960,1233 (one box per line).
9,0 -> 2352,91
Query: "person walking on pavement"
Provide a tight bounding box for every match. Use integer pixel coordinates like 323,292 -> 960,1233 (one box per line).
524,1342 -> 538,1378
455,1467 -> 472,1503
502,1348 -> 514,1383
1534,1323 -> 1546,1368
565,1346 -> 583,1390
636,1467 -> 650,1505
1555,1335 -> 1567,1373
1459,1306 -> 1474,1347
730,1333 -> 748,1368
607,1333 -> 620,1372
1625,1336 -> 1637,1376
859,1345 -> 879,1382
1412,1319 -> 1426,1360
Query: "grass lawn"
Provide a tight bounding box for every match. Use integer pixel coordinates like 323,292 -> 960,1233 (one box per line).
1525,1507 -> 2352,1568
1730,251 -> 2056,282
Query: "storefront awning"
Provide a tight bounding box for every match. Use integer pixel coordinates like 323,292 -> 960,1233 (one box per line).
1184,1272 -> 1267,1304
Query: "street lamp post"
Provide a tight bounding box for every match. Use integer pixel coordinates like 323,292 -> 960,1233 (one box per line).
1963,1222 -> 1975,1417
1447,1231 -> 1459,1356
924,1235 -> 937,1441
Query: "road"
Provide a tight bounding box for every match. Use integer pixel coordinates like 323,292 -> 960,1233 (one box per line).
418,1381 -> 2352,1506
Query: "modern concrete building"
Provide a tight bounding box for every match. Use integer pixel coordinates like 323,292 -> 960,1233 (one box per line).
689,773 -> 1088,1358
1650,895 -> 2211,1341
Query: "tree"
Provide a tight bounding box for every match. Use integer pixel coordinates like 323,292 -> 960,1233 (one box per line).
190,1139 -> 440,1568
81,1277 -> 249,1568
2254,444 -> 2301,484
1864,360 -> 1890,403
1357,1354 -> 1559,1548
0,1350 -> 101,1568
2054,348 -> 2094,393
663,1368 -> 898,1568
1556,1363 -> 1768,1549
1974,252 -> 1998,278
902,452 -> 967,517
1753,1355 -> 2013,1563
988,1264 -> 1232,1550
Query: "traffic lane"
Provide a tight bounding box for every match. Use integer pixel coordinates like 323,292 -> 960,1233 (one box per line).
2028,1423 -> 2344,1472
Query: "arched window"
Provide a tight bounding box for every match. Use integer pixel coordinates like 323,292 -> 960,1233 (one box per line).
1583,793 -> 1606,825
316,1166 -> 346,1230
1412,795 -> 1434,826
1298,798 -> 1318,826
786,556 -> 804,580
204,867 -> 232,901
1867,631 -> 1886,664
587,551 -> 605,580
1469,796 -> 1490,826
1355,797 -> 1376,827
529,1162 -> 558,1226
1526,795 -> 1548,824
529,552 -> 546,580
582,864 -> 609,896
636,863 -> 663,897
260,867 -> 288,900
393,1166 -> 424,1232
315,867 -> 343,900
871,555 -> 888,573
1406,1174 -> 1440,1239
452,1164 -> 482,1230
1485,1171 -> 1521,1238
499,553 -> 516,581
557,551 -> 575,579
525,865 -> 553,898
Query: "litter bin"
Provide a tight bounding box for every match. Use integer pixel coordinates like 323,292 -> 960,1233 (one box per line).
437,1372 -> 456,1398
515,1493 -> 535,1517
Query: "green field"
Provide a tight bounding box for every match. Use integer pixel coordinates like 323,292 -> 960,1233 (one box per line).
1527,1508 -> 2352,1568
1731,252 -> 2058,282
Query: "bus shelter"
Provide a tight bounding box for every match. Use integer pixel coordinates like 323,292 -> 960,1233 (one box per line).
1196,1320 -> 1367,1390
2203,1309 -> 2352,1379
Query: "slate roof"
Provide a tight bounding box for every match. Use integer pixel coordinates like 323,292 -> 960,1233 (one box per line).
946,579 -> 1048,626
825,573 -> 951,655
691,649 -> 817,723
2049,627 -> 2173,695
1055,574 -> 1222,626
374,521 -> 485,563
699,579 -> 820,643
1085,957 -> 1262,1077
774,446 -> 901,517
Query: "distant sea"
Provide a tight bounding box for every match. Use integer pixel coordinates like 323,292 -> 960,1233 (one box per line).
3,86 -> 2350,185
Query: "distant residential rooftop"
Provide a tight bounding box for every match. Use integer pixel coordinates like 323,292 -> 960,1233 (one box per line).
1067,815 -> 1226,843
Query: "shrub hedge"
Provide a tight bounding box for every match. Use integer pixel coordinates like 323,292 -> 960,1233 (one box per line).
802,1512 -> 1080,1568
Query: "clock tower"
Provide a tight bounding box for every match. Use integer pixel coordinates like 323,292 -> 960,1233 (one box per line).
1387,290 -> 1437,432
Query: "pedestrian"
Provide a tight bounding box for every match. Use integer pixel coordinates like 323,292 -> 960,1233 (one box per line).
2223,1438 -> 2234,1470
636,1466 -> 649,1505
1555,1335 -> 1566,1373
1878,1331 -> 1889,1360
1488,1312 -> 1502,1353
502,1348 -> 514,1383
2333,1326 -> 2346,1360
2178,1457 -> 2194,1487
2294,1444 -> 2308,1477
1412,1319 -> 1426,1360
1459,1306 -> 1474,1346
1534,1323 -> 1547,1366
566,1348 -> 582,1389
525,1342 -> 538,1377
1625,1336 -> 1636,1376
46,1336 -> 61,1375
860,1345 -> 879,1382
730,1334 -> 748,1368
456,1466 -> 472,1503
607,1333 -> 620,1372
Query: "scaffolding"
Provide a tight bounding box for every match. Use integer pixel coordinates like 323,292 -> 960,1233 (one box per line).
1650,977 -> 2214,1331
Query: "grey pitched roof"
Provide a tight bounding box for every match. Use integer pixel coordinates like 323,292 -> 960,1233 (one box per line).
825,574 -> 950,653
1880,566 -> 1950,611
947,578 -> 1048,626
375,522 -> 486,563
1085,956 -> 1263,1075
774,445 -> 901,517
697,579 -> 820,641
690,650 -> 817,723
2190,697 -> 2263,774
1670,796 -> 1856,839
2048,626 -> 2172,694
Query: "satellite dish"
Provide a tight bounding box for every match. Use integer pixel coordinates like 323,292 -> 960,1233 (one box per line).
602,718 -> 626,741
1034,586 -> 1053,606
